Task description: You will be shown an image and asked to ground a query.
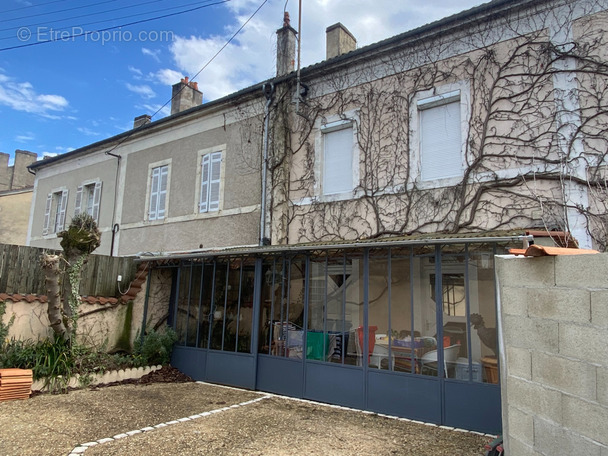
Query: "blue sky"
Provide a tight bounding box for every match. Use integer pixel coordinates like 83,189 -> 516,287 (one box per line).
0,0 -> 485,164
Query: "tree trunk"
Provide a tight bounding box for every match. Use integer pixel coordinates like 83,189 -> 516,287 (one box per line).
42,253 -> 67,338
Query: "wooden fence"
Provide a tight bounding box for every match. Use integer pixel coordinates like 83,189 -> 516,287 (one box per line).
0,244 -> 137,297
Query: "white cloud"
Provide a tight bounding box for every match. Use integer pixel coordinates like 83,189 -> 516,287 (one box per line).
77,127 -> 101,136
0,75 -> 68,116
126,83 -> 156,100
139,103 -> 171,118
152,0 -> 484,102
128,66 -> 144,79
15,133 -> 35,142
142,47 -> 161,63
155,68 -> 185,86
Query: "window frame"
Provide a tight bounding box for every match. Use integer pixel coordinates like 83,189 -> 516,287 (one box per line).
74,179 -> 102,223
314,111 -> 360,202
42,187 -> 68,236
409,82 -> 471,189
145,159 -> 171,222
195,145 -> 226,215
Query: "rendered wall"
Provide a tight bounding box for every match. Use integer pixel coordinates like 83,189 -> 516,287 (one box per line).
496,254 -> 608,455
0,190 -> 32,246
1,268 -> 172,350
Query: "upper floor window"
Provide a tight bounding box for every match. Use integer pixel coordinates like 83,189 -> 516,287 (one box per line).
199,151 -> 222,213
42,189 -> 68,235
148,164 -> 169,221
74,180 -> 102,223
322,121 -> 355,196
418,90 -> 463,182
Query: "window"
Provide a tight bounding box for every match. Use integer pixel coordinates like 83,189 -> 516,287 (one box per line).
418,90 -> 463,182
199,151 -> 222,212
322,123 -> 354,195
74,181 -> 102,223
149,164 -> 168,220
42,189 -> 68,235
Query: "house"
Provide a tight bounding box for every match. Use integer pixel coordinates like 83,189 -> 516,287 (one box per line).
24,0 -> 608,434
27,78 -> 265,256
0,150 -> 36,245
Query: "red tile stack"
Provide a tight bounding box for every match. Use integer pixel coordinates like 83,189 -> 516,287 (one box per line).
0,369 -> 33,401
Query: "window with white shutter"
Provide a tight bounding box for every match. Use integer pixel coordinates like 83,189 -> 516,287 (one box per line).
322,125 -> 354,195
418,91 -> 463,182
50,189 -> 68,233
199,151 -> 222,213
149,165 -> 168,220
74,181 -> 102,223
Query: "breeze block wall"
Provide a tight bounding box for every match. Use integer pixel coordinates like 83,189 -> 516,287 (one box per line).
496,254 -> 608,456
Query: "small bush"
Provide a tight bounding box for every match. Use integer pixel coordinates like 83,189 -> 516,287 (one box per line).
133,326 -> 178,367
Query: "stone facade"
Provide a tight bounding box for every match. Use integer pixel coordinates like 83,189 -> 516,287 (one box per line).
496,254 -> 608,455
0,150 -> 36,192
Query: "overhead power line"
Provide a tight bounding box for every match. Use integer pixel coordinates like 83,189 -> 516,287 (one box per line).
0,0 -> 221,34
101,0 -> 268,157
0,0 -> 230,52
0,0 -> 120,24
0,0 -> 70,15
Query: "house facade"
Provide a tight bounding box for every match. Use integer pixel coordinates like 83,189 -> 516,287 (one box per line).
27,80 -> 265,256
23,0 -> 608,434
161,0 -> 608,434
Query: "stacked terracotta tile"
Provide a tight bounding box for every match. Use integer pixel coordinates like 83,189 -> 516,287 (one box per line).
0,369 -> 33,401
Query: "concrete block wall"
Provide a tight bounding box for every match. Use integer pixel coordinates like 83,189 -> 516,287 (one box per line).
496,254 -> 608,456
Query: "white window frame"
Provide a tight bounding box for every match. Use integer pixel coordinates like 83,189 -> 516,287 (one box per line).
42,187 -> 68,236
195,146 -> 226,215
74,179 -> 102,223
314,110 -> 360,202
409,81 -> 471,189
145,159 -> 171,222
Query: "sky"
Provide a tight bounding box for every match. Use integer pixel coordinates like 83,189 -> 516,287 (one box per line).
0,0 -> 487,164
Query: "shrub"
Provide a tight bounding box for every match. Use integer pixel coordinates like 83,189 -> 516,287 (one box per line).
133,326 -> 178,367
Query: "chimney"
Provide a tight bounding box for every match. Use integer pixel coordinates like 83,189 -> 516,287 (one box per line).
133,114 -> 151,129
326,23 -> 356,60
276,12 -> 297,76
171,77 -> 203,115
11,150 -> 36,189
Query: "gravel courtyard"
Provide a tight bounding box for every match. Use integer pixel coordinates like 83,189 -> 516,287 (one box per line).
0,377 -> 489,455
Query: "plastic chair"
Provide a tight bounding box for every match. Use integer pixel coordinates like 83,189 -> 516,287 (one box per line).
354,326 -> 378,366
419,344 -> 461,377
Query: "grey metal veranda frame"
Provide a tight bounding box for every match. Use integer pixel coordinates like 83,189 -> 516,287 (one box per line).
142,234 -> 526,433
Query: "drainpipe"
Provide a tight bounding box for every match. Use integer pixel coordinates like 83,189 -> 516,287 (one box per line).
260,82 -> 275,246
105,150 -> 121,256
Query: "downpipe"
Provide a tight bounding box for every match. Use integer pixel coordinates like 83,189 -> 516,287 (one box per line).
260,82 -> 275,246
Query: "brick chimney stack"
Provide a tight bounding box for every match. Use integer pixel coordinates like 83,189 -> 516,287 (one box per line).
171,77 -> 203,115
326,23 -> 356,60
133,114 -> 151,129
276,12 -> 297,76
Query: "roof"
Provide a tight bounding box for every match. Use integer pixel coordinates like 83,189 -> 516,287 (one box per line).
29,0 -> 547,171
136,230 -> 533,263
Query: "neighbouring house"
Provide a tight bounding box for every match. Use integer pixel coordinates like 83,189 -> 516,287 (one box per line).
0,150 -> 36,246
22,0 -> 608,435
26,78 -> 264,256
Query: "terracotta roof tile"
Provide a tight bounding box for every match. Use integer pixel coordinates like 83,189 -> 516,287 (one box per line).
509,245 -> 599,256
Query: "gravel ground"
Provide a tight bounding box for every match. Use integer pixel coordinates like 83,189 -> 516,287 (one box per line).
0,368 -> 489,456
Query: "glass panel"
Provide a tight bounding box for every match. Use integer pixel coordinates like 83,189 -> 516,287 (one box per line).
185,264 -> 202,347
210,262 -> 228,350
469,250 -> 499,384
174,265 -> 192,346
344,251 -> 364,367
236,263 -> 255,353
259,256 -> 305,359
368,249 -> 389,370
197,263 -> 214,349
